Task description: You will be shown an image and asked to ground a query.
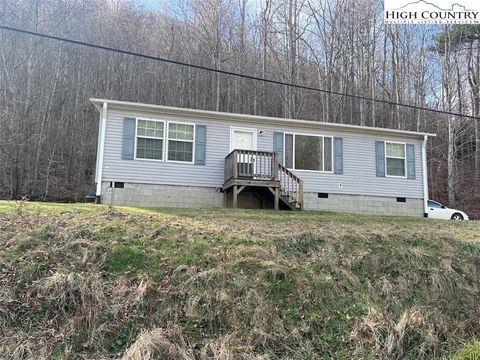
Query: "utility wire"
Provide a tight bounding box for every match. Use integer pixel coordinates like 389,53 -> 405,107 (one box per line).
1,24 -> 479,121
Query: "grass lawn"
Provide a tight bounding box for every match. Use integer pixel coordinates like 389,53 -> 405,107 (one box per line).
0,200 -> 479,359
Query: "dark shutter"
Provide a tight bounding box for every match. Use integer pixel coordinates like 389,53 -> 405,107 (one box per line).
375,141 -> 385,177
195,125 -> 206,165
273,132 -> 284,164
406,144 -> 415,179
333,137 -> 343,174
122,118 -> 136,160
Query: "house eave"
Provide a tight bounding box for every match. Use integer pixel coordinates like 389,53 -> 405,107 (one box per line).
90,98 -> 437,139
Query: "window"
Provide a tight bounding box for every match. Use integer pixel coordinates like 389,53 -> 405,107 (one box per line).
385,142 -> 406,177
324,137 -> 332,172
285,134 -> 294,168
136,119 -> 164,160
428,200 -> 443,208
295,135 -> 323,170
396,197 -> 406,203
167,122 -> 194,162
284,133 -> 333,172
134,119 -> 196,163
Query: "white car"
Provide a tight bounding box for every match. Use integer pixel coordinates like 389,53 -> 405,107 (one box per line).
427,200 -> 469,220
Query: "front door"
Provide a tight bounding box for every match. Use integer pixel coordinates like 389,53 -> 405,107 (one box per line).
231,128 -> 256,151
231,127 -> 257,177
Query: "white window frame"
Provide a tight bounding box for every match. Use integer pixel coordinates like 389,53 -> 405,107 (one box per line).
385,141 -> 407,178
229,126 -> 258,152
134,117 -> 166,162
166,121 -> 196,164
283,132 -> 334,173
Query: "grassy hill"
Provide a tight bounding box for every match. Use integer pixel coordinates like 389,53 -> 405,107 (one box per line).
0,201 -> 479,359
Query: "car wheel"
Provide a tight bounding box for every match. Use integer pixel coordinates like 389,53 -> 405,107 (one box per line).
451,213 -> 464,221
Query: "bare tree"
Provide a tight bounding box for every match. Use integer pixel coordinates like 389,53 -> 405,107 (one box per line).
0,0 -> 478,216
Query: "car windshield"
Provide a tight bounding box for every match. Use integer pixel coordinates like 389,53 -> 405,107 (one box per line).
428,200 -> 443,208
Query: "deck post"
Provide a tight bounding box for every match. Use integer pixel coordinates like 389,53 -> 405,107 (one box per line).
274,187 -> 279,211
299,180 -> 304,210
272,153 -> 278,180
223,149 -> 302,211
233,185 -> 238,209
233,150 -> 238,179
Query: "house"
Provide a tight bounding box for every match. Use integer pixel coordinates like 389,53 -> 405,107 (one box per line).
91,99 -> 435,216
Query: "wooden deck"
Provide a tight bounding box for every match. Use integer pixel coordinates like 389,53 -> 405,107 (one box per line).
223,149 -> 304,210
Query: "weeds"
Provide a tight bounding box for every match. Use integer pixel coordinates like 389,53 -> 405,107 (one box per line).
451,341 -> 480,360
106,245 -> 150,275
0,201 -> 479,359
122,327 -> 193,360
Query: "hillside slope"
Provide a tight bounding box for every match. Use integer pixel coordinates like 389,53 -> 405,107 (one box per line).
0,202 -> 479,359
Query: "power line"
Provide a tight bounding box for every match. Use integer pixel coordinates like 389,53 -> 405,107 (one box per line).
1,24 -> 479,121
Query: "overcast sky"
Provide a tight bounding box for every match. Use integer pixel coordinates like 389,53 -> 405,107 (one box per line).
136,0 -> 263,12
136,0 -> 163,10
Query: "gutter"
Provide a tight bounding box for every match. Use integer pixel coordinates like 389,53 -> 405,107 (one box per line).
421,134 -> 429,217
95,102 -> 107,203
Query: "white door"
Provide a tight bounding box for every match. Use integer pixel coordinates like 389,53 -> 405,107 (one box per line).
427,200 -> 450,219
231,128 -> 257,177
231,129 -> 256,151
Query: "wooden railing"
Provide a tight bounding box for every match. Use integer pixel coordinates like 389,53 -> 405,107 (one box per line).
224,149 -> 303,210
224,149 -> 278,182
278,163 -> 304,210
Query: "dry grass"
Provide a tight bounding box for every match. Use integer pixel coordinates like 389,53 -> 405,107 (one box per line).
122,327 -> 193,360
0,201 -> 479,359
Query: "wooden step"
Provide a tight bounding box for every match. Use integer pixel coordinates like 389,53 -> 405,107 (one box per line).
277,163 -> 304,211
279,193 -> 301,211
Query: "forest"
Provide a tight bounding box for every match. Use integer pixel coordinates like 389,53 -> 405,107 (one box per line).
0,0 -> 479,217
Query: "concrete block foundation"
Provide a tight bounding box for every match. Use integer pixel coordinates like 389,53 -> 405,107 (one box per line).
100,182 -> 423,216
303,192 -> 423,216
101,182 -> 223,208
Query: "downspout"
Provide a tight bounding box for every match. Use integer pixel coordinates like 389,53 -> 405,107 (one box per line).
95,102 -> 108,203
94,106 -> 102,185
421,134 -> 429,217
